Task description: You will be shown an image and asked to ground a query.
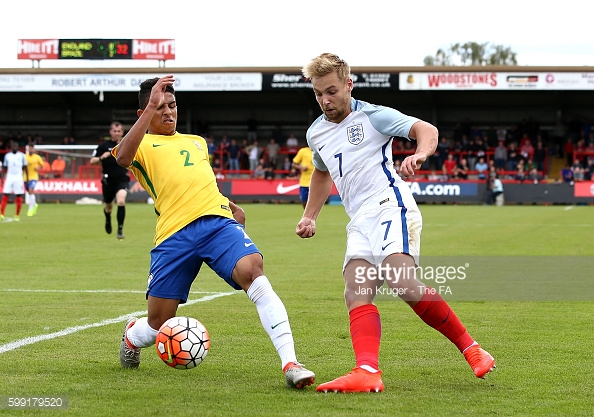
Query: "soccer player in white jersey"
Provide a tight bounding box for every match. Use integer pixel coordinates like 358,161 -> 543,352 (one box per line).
1,141 -> 28,221
296,53 -> 495,393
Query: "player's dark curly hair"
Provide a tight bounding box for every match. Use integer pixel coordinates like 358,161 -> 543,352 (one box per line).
138,77 -> 175,109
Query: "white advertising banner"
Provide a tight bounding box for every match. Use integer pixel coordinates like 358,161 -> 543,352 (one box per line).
399,72 -> 594,90
0,73 -> 262,92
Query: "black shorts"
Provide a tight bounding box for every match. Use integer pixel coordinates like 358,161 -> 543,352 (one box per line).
102,180 -> 129,203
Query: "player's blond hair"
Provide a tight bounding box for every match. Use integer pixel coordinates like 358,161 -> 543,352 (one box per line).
302,53 -> 350,83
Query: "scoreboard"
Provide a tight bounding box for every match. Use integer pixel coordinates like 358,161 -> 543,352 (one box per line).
58,39 -> 132,59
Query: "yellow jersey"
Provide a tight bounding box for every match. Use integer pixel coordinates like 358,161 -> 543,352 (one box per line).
114,132 -> 232,246
292,147 -> 314,187
25,153 -> 44,181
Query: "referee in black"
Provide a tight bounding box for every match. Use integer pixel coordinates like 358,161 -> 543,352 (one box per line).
90,121 -> 130,240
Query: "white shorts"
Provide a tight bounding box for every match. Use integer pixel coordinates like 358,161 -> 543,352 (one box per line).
344,201 -> 422,271
2,174 -> 26,195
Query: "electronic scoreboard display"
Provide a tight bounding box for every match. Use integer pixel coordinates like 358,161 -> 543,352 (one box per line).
58,39 -> 132,59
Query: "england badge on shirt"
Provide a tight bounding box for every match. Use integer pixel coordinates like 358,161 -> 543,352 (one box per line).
346,123 -> 364,145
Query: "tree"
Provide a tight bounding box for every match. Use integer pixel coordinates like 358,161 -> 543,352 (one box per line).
424,42 -> 518,66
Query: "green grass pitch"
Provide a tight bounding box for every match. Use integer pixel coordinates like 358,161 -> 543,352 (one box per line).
0,203 -> 593,416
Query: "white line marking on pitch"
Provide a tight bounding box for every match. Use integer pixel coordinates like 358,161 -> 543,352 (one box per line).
0,291 -> 236,354
564,206 -> 574,210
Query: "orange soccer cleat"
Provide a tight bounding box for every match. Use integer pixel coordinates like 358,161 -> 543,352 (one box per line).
316,367 -> 384,393
463,344 -> 496,378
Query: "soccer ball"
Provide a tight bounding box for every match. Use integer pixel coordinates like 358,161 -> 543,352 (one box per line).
155,316 -> 210,370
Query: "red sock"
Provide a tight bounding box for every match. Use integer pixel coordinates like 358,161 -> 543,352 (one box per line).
350,304 -> 381,370
412,287 -> 474,352
15,196 -> 23,215
0,195 -> 8,214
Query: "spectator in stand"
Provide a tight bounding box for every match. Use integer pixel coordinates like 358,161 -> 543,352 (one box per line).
282,156 -> 292,172
571,159 -> 585,182
266,138 -> 280,169
259,157 -> 275,180
247,140 -> 260,172
496,125 -> 507,143
533,140 -> 547,173
474,137 -> 487,162
561,164 -> 574,184
218,135 -> 230,168
434,136 -> 450,172
466,138 -> 477,171
227,139 -> 242,175
514,165 -> 526,183
206,135 -> 217,165
474,157 -> 489,180
494,140 -> 508,171
519,132 -> 532,148
583,157 -> 594,181
51,155 -> 66,178
285,133 -> 300,161
253,162 -> 265,180
564,138 -> 574,166
286,133 -> 299,148
507,142 -> 519,172
286,167 -> 300,180
528,168 -> 542,183
573,138 -> 587,165
240,139 -> 250,170
454,157 -> 469,180
442,153 -> 457,179
520,140 -> 535,163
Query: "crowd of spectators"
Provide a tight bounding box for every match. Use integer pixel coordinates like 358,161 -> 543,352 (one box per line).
206,131 -> 304,180
392,116 -> 594,183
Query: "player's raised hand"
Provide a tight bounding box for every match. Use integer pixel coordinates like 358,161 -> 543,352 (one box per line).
149,75 -> 175,108
296,217 -> 316,238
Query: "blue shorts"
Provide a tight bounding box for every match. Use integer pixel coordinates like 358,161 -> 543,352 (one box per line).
146,216 -> 261,303
26,180 -> 37,192
299,186 -> 309,203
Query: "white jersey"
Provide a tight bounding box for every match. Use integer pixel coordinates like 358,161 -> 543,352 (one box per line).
307,98 -> 419,219
3,151 -> 27,176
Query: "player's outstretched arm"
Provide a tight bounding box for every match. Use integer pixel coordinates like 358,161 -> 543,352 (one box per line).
115,75 -> 176,167
400,120 -> 438,179
296,168 -> 332,239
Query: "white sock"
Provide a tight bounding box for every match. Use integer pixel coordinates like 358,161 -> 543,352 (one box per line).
25,193 -> 30,205
126,317 -> 158,349
246,276 -> 297,370
29,194 -> 36,210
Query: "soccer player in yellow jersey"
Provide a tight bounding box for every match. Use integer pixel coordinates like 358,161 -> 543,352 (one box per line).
25,144 -> 44,216
113,75 -> 315,389
292,146 -> 314,208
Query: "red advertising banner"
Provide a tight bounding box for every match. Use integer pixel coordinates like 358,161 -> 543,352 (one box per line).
18,39 -> 175,60
17,39 -> 59,60
574,181 -> 594,197
230,180 -> 338,196
132,39 -> 175,60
